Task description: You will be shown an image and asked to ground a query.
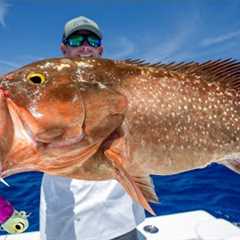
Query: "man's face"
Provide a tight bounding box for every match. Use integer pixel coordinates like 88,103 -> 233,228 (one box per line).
60,30 -> 103,58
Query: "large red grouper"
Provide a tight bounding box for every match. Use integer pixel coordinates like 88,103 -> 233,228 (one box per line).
0,57 -> 240,214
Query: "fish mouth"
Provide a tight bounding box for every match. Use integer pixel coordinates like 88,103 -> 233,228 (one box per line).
6,97 -> 87,149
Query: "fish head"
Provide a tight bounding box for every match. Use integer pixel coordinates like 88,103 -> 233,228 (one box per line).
1,58 -> 86,138
0,57 -> 127,177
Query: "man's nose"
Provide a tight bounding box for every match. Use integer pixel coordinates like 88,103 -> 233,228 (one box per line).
82,40 -> 89,46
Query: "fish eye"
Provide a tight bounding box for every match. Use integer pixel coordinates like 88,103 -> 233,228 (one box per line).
14,222 -> 25,232
26,72 -> 47,85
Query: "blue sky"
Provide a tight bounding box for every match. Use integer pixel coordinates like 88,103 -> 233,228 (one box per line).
1,0 -> 240,74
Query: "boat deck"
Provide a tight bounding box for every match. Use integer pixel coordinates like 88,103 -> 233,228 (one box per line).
0,210 -> 240,240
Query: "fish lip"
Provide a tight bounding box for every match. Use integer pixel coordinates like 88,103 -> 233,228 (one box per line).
46,132 -> 85,148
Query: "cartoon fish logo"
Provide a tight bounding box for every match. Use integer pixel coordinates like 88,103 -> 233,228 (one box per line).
0,196 -> 30,234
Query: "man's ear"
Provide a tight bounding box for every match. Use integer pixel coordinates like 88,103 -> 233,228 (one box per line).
60,43 -> 67,55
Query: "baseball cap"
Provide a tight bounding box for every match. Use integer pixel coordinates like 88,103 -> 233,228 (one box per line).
62,16 -> 102,42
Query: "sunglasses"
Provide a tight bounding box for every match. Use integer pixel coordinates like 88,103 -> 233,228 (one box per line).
64,34 -> 102,48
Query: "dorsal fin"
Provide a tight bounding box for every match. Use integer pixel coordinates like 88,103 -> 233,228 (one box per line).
163,61 -> 197,71
123,58 -> 147,66
183,59 -> 240,91
123,58 -> 240,92
123,58 -> 197,71
164,59 -> 240,91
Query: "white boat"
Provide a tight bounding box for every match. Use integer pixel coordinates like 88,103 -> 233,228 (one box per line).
0,210 -> 240,240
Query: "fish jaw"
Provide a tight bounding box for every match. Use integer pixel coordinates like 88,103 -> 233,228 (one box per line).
0,96 -> 40,178
0,97 -> 86,178
0,89 -> 14,176
5,96 -> 86,147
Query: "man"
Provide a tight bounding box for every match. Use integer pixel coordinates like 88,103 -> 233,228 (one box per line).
40,16 -> 145,240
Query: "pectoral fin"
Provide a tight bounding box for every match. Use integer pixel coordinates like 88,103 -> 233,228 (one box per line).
104,146 -> 158,215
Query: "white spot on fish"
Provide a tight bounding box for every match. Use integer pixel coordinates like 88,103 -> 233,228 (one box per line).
39,62 -> 71,71
76,62 -> 93,68
29,107 -> 44,118
55,64 -> 71,71
97,82 -> 107,89
39,62 -> 55,69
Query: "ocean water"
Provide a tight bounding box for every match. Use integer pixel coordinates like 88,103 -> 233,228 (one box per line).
0,163 -> 239,235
